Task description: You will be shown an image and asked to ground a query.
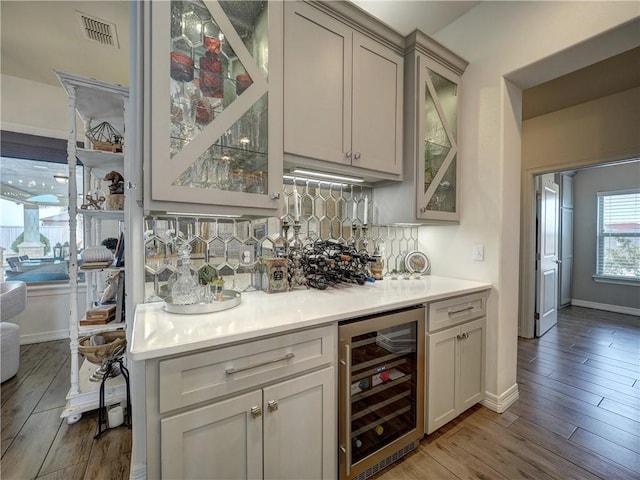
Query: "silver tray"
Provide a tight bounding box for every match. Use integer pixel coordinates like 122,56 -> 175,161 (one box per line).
163,290 -> 241,315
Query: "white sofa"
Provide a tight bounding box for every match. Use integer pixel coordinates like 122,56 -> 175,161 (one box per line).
1,281 -> 26,382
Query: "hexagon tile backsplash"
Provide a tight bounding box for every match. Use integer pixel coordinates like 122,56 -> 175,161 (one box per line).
143,182 -> 418,301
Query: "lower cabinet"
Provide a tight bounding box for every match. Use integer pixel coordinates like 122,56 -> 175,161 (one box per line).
426,295 -> 486,434
161,367 -> 335,480
146,325 -> 337,480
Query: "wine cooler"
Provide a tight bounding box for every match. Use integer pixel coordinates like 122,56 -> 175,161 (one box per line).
338,306 -> 425,480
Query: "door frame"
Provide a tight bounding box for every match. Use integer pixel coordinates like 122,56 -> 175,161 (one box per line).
518,153 -> 639,338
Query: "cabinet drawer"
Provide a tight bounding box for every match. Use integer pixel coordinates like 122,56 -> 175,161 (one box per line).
159,325 -> 336,413
427,292 -> 487,332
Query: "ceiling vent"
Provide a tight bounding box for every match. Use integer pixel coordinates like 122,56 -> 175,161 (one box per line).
76,11 -> 119,48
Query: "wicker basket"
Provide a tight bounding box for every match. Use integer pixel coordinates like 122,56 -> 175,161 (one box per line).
78,331 -> 126,365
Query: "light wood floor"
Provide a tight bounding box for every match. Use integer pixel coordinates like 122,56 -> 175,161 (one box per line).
1,306 -> 638,479
1,340 -> 131,480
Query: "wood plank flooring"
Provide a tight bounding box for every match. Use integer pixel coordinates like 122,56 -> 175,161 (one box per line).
0,340 -> 131,480
1,306 -> 637,479
375,306 -> 640,480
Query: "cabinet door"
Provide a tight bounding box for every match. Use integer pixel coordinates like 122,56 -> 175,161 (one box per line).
352,33 -> 403,175
147,0 -> 282,214
284,1 -> 351,165
161,390 -> 263,479
426,327 -> 458,434
263,367 -> 336,480
457,318 -> 485,412
417,57 -> 461,221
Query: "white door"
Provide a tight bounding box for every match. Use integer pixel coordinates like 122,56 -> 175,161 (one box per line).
536,174 -> 560,337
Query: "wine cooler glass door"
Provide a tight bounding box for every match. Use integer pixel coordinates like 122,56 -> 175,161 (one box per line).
339,307 -> 425,480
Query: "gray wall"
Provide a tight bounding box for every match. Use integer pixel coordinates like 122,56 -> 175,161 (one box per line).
572,161 -> 640,310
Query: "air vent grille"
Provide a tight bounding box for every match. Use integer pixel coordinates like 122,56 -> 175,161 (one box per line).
76,11 -> 119,48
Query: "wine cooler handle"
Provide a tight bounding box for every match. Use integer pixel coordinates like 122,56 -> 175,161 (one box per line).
343,344 -> 352,477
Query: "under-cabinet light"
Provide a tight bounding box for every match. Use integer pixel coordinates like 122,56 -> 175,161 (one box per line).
283,175 -> 347,187
289,168 -> 364,184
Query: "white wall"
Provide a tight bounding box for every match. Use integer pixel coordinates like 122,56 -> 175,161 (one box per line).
572,162 -> 640,313
10,283 -> 87,344
1,74 -> 85,139
419,1 -> 639,410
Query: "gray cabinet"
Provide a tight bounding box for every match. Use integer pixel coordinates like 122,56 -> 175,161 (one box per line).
161,368 -> 334,480
141,0 -> 284,216
283,1 -> 403,180
146,325 -> 337,479
426,292 -> 486,434
376,31 -> 468,224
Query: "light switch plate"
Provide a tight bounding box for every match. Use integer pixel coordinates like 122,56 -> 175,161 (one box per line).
472,244 -> 484,261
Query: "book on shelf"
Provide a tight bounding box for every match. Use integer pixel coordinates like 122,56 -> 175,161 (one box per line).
85,304 -> 117,322
80,316 -> 116,326
80,260 -> 114,270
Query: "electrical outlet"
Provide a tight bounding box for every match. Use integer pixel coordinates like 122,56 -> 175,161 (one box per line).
472,244 -> 484,261
241,249 -> 254,265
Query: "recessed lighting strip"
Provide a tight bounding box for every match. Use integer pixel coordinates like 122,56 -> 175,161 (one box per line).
290,168 -> 364,183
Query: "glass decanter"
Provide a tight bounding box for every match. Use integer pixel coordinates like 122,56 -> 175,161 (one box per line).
171,244 -> 199,305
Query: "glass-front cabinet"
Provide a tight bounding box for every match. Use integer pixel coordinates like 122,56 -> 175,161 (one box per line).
144,0 -> 283,216
419,64 -> 460,219
373,31 -> 466,225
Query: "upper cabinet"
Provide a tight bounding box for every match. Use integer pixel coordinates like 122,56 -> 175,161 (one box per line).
283,1 -> 404,181
142,0 -> 284,216
376,31 -> 467,224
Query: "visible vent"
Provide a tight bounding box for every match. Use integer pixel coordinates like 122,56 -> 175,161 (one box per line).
76,11 -> 119,47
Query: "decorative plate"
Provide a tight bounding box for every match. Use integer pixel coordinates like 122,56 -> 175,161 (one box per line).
404,251 -> 430,274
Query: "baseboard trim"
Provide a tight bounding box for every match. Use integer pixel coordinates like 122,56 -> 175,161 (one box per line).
129,463 -> 147,480
571,299 -> 640,317
20,330 -> 69,345
481,383 -> 519,413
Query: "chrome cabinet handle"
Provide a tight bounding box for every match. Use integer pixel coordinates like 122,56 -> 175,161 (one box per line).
448,306 -> 474,316
225,352 -> 294,375
353,152 -> 361,160
267,400 -> 278,412
346,151 -> 352,159
456,334 -> 463,340
250,406 -> 262,418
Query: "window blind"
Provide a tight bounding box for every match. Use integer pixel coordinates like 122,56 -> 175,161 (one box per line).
596,190 -> 640,278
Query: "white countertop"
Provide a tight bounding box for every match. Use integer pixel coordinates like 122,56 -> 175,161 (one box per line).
130,275 -> 491,360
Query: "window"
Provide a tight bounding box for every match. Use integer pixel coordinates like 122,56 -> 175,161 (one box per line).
0,132 -> 84,283
596,189 -> 640,281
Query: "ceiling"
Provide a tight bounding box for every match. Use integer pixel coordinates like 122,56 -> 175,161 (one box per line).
0,1 -> 479,88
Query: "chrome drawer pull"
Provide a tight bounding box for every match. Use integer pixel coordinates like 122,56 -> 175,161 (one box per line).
448,306 -> 474,316
226,352 -> 295,376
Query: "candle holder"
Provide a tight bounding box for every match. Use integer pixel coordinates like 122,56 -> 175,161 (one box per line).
281,219 -> 290,257
361,223 -> 369,252
289,220 -> 308,290
350,222 -> 358,248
